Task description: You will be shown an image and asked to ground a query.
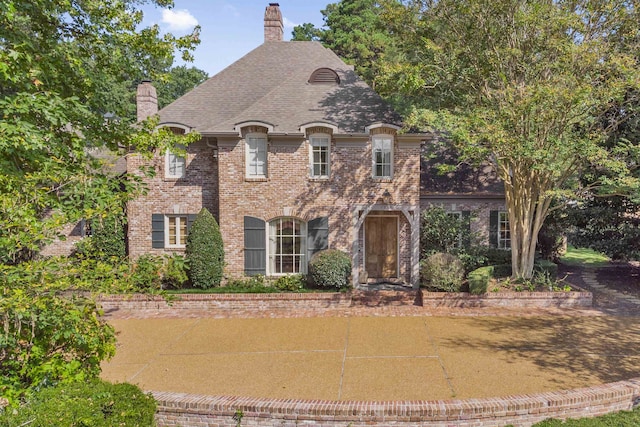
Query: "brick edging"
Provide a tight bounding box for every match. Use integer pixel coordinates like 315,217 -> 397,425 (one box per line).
98,288 -> 592,315
152,378 -> 640,427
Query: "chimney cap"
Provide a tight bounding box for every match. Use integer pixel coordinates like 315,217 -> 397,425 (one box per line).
269,2 -> 279,5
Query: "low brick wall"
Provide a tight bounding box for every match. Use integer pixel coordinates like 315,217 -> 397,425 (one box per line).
152,378 -> 640,427
98,288 -> 591,316
420,289 -> 593,309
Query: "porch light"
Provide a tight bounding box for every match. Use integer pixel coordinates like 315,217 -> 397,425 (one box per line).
382,189 -> 393,204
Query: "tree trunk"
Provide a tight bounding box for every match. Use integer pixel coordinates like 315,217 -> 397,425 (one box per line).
502,162 -> 553,279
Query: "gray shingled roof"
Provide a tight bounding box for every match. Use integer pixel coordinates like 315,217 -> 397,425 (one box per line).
421,141 -> 504,196
158,41 -> 401,134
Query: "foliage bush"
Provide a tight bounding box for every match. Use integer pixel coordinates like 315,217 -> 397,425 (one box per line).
421,206 -> 471,255
421,252 -> 465,292
73,214 -> 126,262
163,254 -> 189,289
0,380 -> 156,426
569,196 -> 640,261
0,286 -> 116,406
308,249 -> 352,290
468,266 -> 494,295
534,259 -> 558,279
272,274 -> 305,292
185,208 -> 224,288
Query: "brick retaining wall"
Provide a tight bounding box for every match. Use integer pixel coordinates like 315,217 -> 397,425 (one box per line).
152,378 -> 640,427
99,288 -> 592,317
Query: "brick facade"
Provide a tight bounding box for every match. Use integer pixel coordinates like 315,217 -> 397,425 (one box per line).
214,125 -> 421,284
127,139 -> 219,258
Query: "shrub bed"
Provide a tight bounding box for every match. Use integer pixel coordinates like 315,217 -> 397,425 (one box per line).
0,380 -> 156,426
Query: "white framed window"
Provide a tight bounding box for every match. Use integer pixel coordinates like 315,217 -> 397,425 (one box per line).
245,133 -> 267,178
498,211 -> 511,249
372,135 -> 393,178
165,144 -> 186,178
165,215 -> 188,248
309,134 -> 330,178
268,218 -> 307,275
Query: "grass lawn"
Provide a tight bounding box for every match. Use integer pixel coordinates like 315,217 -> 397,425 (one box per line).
560,246 -> 610,267
530,406 -> 640,426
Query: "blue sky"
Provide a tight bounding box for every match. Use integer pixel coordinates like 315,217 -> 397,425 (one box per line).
141,1 -> 331,76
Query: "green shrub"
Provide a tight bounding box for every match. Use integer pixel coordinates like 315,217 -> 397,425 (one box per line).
0,380 -> 156,426
0,287 -> 116,405
492,263 -> 513,278
185,208 -> 224,289
482,248 -> 512,265
534,259 -> 558,279
74,214 -> 126,262
468,266 -> 494,294
163,254 -> 189,289
272,274 -> 305,292
130,254 -> 163,291
421,206 -> 471,255
421,252 -> 465,292
308,249 -> 352,290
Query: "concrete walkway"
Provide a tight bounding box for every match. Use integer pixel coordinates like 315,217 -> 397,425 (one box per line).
102,314 -> 640,401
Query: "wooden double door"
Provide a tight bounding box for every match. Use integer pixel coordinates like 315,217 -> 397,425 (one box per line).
364,215 -> 398,279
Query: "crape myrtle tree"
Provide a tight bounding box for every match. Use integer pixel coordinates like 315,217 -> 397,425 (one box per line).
378,0 -> 640,278
0,0 -> 201,263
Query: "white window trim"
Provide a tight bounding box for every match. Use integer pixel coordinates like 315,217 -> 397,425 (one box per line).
498,211 -> 511,249
308,133 -> 331,179
165,215 -> 188,248
245,133 -> 268,179
266,217 -> 307,276
372,135 -> 394,179
165,144 -> 187,179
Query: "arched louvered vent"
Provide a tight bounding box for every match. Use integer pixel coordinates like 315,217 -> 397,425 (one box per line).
309,68 -> 340,84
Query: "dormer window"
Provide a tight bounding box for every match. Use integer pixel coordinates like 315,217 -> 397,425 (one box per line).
309,134 -> 330,178
308,68 -> 340,85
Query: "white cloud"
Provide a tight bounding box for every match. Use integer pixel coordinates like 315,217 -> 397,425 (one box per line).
283,17 -> 298,29
161,9 -> 198,32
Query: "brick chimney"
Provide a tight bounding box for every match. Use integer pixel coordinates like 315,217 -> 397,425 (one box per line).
264,3 -> 283,42
136,80 -> 158,122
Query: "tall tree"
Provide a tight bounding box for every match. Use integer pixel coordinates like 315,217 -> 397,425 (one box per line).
157,65 -> 209,109
378,0 -> 640,278
292,0 -> 397,87
0,0 -> 200,263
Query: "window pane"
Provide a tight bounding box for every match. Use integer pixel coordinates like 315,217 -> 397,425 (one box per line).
179,218 -> 187,245
168,217 -> 177,245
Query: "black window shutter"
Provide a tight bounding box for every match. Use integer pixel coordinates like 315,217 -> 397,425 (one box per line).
461,211 -> 471,248
307,216 -> 329,261
489,210 -> 499,248
151,214 -> 164,249
187,214 -> 197,232
244,216 -> 266,276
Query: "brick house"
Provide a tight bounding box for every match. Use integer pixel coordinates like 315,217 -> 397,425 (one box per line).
128,3 -> 507,288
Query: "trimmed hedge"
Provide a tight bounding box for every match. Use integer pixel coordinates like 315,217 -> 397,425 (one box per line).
185,208 -> 224,289
468,266 -> 494,295
308,249 -> 351,290
0,380 -> 156,426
